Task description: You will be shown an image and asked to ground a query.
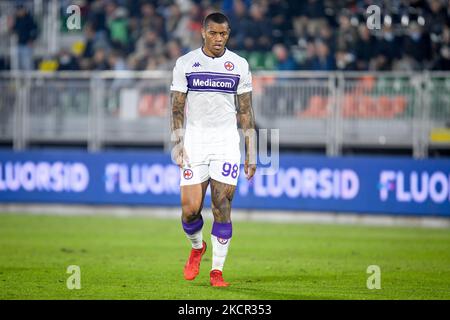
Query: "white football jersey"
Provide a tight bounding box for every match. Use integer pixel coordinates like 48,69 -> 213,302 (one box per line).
171,47 -> 252,163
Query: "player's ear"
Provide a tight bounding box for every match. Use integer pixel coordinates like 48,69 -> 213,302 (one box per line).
201,28 -> 205,40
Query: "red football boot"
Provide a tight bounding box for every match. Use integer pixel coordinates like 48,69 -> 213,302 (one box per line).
183,241 -> 207,280
210,269 -> 230,287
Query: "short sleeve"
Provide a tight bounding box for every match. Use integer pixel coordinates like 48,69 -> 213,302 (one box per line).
237,60 -> 252,95
170,58 -> 188,93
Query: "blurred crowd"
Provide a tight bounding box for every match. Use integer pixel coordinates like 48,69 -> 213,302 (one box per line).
4,0 -> 450,72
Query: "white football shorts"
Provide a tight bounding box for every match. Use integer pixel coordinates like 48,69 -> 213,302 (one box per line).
180,156 -> 241,186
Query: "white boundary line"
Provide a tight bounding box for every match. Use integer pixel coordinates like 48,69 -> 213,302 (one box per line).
0,204 -> 449,229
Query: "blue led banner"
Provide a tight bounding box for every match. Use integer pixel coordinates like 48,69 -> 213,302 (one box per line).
0,150 -> 449,216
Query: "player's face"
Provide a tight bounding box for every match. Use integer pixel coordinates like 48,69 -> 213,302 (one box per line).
202,22 -> 230,57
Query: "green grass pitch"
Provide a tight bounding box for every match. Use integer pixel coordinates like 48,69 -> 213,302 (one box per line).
0,213 -> 449,300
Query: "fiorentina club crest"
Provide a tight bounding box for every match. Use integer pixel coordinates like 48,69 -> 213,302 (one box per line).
218,237 -> 229,245
224,61 -> 234,71
183,169 -> 193,180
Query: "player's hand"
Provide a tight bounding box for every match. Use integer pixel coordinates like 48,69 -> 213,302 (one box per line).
244,160 -> 256,180
175,146 -> 190,168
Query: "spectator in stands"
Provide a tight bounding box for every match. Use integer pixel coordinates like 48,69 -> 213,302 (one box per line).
221,0 -> 252,13
426,0 -> 448,37
432,26 -> 450,70
370,54 -> 391,71
140,2 -> 165,40
134,29 -> 165,62
92,48 -> 109,70
272,43 -> 298,70
308,40 -> 335,71
242,3 -> 273,51
227,0 -> 250,50
409,0 -> 428,10
126,15 -> 141,54
86,0 -> 108,37
355,25 -> 378,70
392,53 -> 421,71
8,0 -> 450,73
403,22 -> 432,65
144,56 -> 159,71
108,50 -> 128,71
10,4 -> 38,70
158,39 -> 183,70
82,23 -> 97,59
317,22 -> 335,55
168,2 -> 203,51
105,2 -> 130,52
335,11 -> 358,54
298,0 -> 326,20
372,24 -> 402,65
432,46 -> 450,70
298,41 -> 316,70
57,48 -> 80,71
182,3 -> 204,51
126,0 -> 143,19
268,0 -> 294,45
164,3 -> 184,40
0,58 -> 6,71
335,49 -> 357,71
292,15 -> 308,46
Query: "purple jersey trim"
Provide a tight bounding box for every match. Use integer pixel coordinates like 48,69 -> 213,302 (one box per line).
188,88 -> 237,94
186,71 -> 240,77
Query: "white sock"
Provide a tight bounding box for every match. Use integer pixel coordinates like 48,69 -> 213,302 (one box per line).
211,235 -> 231,271
186,229 -> 203,249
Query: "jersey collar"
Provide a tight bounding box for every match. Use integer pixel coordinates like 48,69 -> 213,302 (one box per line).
201,46 -> 227,59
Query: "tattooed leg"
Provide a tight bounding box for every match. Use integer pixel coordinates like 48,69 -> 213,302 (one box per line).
181,180 -> 210,223
210,179 -> 236,223
181,180 -> 209,251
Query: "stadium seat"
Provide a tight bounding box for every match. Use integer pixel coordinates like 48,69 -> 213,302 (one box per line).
298,92 -> 410,119
235,51 -> 248,60
263,53 -> 277,70
247,52 -> 266,71
138,93 -> 168,117
298,95 -> 328,118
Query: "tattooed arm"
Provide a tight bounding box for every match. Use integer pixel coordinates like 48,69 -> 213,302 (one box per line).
237,91 -> 257,180
171,91 -> 188,167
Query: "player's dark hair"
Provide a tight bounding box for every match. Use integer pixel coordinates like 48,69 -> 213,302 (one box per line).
203,12 -> 230,29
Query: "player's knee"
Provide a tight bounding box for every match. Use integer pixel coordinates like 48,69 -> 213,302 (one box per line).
212,194 -> 231,210
211,196 -> 231,222
181,198 -> 203,219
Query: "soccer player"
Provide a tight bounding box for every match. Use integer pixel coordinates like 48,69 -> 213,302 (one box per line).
170,12 -> 256,287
